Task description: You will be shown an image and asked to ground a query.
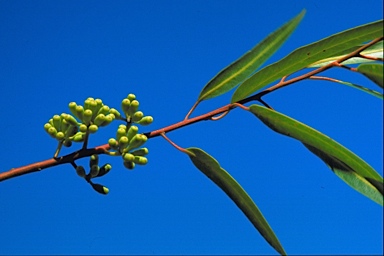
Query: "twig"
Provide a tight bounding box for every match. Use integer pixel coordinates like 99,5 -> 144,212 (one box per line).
211,111 -> 229,121
184,101 -> 199,120
160,133 -> 191,155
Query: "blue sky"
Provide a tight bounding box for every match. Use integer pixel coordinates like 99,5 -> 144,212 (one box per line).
0,0 -> 383,255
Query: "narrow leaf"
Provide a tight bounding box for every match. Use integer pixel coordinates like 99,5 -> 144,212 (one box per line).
320,78 -> 383,99
308,41 -> 383,67
249,105 -> 383,205
186,147 -> 286,255
231,20 -> 384,102
357,63 -> 384,88
304,144 -> 383,205
197,10 -> 306,102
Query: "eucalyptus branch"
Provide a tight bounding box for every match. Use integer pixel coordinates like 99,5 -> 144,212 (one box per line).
1,37 -> 382,183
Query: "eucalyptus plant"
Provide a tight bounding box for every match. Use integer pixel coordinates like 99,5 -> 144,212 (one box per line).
0,10 -> 382,255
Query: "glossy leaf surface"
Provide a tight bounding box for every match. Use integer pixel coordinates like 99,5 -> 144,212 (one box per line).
197,10 -> 305,102
357,63 -> 384,88
186,147 -> 286,255
249,105 -> 383,205
304,144 -> 383,205
231,20 -> 384,102
308,41 -> 383,67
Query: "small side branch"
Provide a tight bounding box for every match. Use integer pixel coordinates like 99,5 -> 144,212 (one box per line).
160,133 -> 190,155
184,101 -> 199,120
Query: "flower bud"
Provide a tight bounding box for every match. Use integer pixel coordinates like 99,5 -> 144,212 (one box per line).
108,138 -> 119,150
123,153 -> 135,162
89,154 -> 99,168
88,124 -> 98,134
132,111 -> 143,122
90,164 -> 100,178
90,182 -> 109,195
76,165 -> 86,178
138,116 -> 153,126
123,161 -> 135,170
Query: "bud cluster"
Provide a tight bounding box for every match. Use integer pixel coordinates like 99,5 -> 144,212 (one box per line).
76,154 -> 112,195
120,94 -> 153,125
43,93 -> 154,193
108,124 -> 149,170
44,98 -> 117,145
43,113 -> 79,147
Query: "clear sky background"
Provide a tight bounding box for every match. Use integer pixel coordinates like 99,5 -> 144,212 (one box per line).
0,1 -> 383,255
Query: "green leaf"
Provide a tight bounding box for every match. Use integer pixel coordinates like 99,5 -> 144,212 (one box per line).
197,10 -> 306,102
320,78 -> 383,99
186,147 -> 286,255
231,20 -> 384,103
304,144 -> 383,205
308,41 -> 383,67
357,63 -> 384,88
249,105 -> 383,205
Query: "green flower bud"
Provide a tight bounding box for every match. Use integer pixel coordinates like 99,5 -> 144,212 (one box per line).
55,131 -> 65,140
108,138 -> 119,150
88,124 -> 98,134
121,98 -> 131,116
99,114 -> 114,127
132,111 -> 144,122
118,136 -> 129,151
89,101 -> 98,120
93,114 -> 106,126
116,127 -> 127,141
84,98 -> 93,111
97,105 -> 109,116
118,124 -> 127,130
123,161 -> 135,170
126,134 -> 147,152
72,132 -> 85,142
44,123 -> 52,133
123,153 -> 135,162
127,94 -> 136,101
82,109 -> 93,126
95,98 -> 103,109
90,182 -> 109,195
76,165 -> 86,178
127,125 -> 138,141
69,102 -> 80,120
52,115 -> 62,131
131,147 -> 149,156
79,124 -> 88,133
75,105 -> 84,122
63,113 -> 79,127
94,163 -> 112,178
138,116 -> 153,126
47,127 -> 57,138
109,108 -> 121,119
133,156 -> 148,165
60,119 -> 70,133
128,100 -> 139,117
89,154 -> 99,168
90,164 -> 100,178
